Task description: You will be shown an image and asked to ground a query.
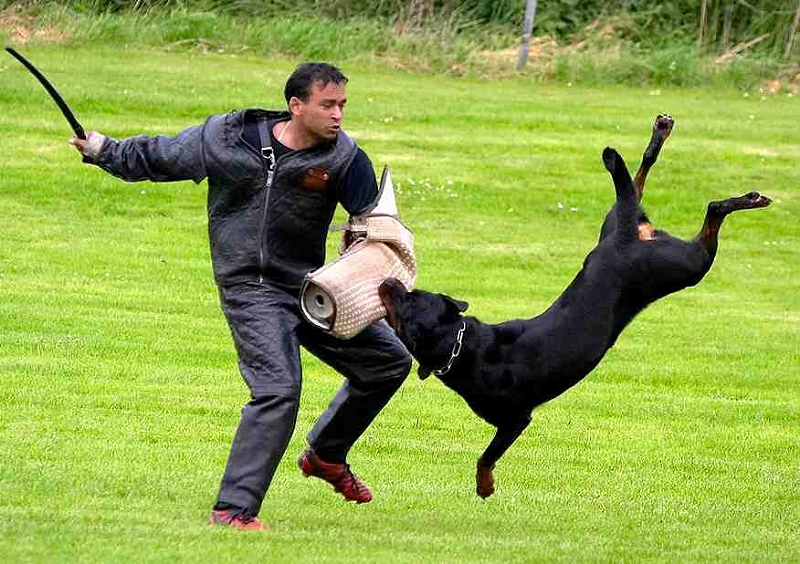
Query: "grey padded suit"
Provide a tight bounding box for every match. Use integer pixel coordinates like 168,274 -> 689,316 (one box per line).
91,108 -> 411,514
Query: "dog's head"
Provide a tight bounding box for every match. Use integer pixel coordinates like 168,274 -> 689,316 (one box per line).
378,278 -> 468,379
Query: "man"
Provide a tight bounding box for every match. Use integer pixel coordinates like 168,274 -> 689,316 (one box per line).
70,63 -> 412,531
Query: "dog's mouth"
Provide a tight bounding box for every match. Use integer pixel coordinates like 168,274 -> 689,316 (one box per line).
383,304 -> 399,334
378,279 -> 401,333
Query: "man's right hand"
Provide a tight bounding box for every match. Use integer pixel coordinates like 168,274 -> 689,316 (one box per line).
69,131 -> 105,160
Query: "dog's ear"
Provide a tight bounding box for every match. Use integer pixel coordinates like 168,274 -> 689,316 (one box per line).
417,364 -> 432,380
442,294 -> 469,313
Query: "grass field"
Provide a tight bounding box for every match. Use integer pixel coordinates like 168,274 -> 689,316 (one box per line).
1,45 -> 798,562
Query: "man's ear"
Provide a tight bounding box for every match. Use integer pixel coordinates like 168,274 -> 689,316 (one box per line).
442,294 -> 469,313
288,96 -> 303,116
417,364 -> 432,380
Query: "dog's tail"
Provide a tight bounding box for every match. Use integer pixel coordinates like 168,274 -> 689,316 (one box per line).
602,147 -> 639,246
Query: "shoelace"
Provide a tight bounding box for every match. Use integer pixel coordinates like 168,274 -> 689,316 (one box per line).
335,465 -> 368,496
236,509 -> 257,523
222,508 -> 257,524
305,453 -> 369,498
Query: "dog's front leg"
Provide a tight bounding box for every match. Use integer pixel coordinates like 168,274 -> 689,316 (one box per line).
476,417 -> 531,498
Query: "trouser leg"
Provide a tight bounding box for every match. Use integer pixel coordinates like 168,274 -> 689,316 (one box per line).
215,283 -> 302,515
301,320 -> 412,463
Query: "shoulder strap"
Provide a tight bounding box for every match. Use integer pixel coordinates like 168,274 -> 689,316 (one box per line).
257,117 -> 269,149
258,117 -> 275,168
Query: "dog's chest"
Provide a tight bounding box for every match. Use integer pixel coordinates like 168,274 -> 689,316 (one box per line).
440,366 -> 531,427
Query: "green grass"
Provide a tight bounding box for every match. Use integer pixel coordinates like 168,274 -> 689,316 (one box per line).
1,45 -> 799,562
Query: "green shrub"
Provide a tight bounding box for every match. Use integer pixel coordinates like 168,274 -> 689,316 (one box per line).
161,11 -> 222,43
649,44 -> 702,87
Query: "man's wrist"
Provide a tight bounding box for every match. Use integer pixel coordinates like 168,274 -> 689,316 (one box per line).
82,131 -> 106,160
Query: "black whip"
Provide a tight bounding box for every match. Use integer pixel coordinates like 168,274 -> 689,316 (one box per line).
5,46 -> 86,140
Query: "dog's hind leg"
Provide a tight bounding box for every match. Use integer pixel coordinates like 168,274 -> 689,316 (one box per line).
633,114 -> 674,201
599,116 -> 673,243
694,191 -> 772,259
476,417 -> 531,498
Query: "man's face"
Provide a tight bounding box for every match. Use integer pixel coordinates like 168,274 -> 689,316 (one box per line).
292,80 -> 346,142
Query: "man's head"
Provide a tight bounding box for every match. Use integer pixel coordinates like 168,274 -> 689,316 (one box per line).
284,62 -> 348,142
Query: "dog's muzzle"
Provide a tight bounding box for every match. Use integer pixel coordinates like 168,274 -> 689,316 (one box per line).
300,167 -> 417,339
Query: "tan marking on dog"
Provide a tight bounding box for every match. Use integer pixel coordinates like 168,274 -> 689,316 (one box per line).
638,223 -> 656,241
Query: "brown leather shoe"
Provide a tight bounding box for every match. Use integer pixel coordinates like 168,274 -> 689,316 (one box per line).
208,508 -> 266,531
298,449 -> 373,504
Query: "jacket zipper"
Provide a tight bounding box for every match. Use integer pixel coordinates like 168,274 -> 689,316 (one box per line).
258,146 -> 275,284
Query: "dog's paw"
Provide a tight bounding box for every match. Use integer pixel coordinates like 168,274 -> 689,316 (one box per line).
655,114 -> 674,135
476,461 -> 495,499
746,191 -> 772,208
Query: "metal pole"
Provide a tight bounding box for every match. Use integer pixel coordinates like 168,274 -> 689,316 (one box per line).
722,4 -> 733,51
786,0 -> 800,58
516,0 -> 538,71
698,0 -> 708,49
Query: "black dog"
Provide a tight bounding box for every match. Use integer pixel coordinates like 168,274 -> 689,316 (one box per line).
379,116 -> 771,498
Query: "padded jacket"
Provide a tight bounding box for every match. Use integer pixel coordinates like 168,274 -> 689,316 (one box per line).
93,109 -> 360,290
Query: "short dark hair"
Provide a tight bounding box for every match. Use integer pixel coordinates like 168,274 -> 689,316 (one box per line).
284,62 -> 348,104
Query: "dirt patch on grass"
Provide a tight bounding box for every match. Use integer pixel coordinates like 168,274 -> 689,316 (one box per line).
471,17 -> 630,77
759,72 -> 800,95
0,6 -> 70,45
475,35 -> 559,75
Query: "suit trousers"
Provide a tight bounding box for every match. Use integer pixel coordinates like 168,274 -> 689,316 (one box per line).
214,281 -> 411,514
